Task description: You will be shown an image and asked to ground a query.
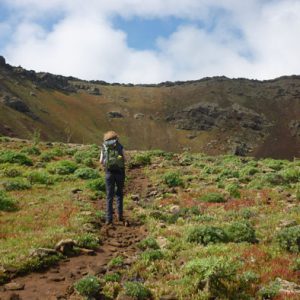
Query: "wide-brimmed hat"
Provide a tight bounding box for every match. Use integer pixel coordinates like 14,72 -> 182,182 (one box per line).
103,131 -> 118,141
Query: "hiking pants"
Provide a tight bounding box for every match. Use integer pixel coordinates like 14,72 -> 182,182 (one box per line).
105,169 -> 125,223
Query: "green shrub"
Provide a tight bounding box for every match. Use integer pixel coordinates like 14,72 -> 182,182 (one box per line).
263,159 -> 285,171
280,167 -> 300,184
276,225 -> 300,252
185,256 -> 239,298
199,192 -> 226,203
239,166 -> 259,177
163,172 -> 184,187
27,170 -> 54,185
3,167 -> 22,178
3,178 -> 31,191
104,273 -> 121,282
258,280 -> 280,299
86,177 -> 106,192
124,281 -> 151,300
129,153 -> 151,168
74,167 -> 100,180
0,190 -> 17,211
226,221 -> 257,243
137,237 -> 160,250
225,183 -> 241,198
187,226 -> 228,245
0,150 -> 32,166
21,146 -> 41,156
74,147 -> 99,164
74,275 -> 101,298
77,233 -> 100,250
47,160 -> 78,175
140,249 -> 164,262
40,151 -> 56,162
296,184 -> 300,201
108,256 -> 124,268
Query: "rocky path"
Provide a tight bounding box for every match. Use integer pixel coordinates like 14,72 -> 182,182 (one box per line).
0,168 -> 149,300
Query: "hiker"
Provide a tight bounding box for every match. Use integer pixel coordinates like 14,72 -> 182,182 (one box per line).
100,131 -> 126,225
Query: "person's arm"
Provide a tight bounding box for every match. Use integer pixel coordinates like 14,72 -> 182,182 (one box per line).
99,149 -> 104,165
122,149 -> 126,163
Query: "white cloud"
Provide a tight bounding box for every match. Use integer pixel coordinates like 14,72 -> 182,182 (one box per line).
1,0 -> 300,83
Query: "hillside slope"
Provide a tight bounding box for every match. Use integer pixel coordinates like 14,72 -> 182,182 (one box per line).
0,56 -> 299,158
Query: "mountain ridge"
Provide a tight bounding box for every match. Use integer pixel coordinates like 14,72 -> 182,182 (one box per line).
0,56 -> 299,159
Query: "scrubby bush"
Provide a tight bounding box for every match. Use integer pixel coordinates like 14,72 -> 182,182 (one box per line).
21,146 -> 41,156
3,167 -> 22,178
74,167 -> 100,180
185,256 -> 239,298
108,256 -> 124,268
128,153 -> 151,168
226,221 -> 257,243
276,225 -> 300,252
86,177 -> 106,192
77,233 -> 100,250
258,281 -> 280,299
263,159 -> 285,171
163,172 -> 184,187
199,192 -> 226,203
3,178 -> 31,191
280,167 -> 300,184
27,170 -> 54,185
40,151 -> 56,162
47,160 -> 78,175
0,150 -> 32,166
187,226 -> 228,245
225,183 -> 241,198
140,249 -> 164,262
137,237 -> 160,250
74,146 -> 99,165
74,275 -> 101,298
124,282 -> 151,300
104,273 -> 121,282
0,190 -> 17,211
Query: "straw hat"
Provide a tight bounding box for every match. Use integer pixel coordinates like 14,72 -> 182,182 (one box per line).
103,131 -> 118,141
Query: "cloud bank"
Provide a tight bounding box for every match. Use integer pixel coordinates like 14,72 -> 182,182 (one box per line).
1,0 -> 300,83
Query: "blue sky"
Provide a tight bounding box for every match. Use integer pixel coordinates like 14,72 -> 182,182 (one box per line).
0,0 -> 299,83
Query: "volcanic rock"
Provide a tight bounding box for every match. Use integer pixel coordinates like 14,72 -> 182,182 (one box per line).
107,111 -> 124,118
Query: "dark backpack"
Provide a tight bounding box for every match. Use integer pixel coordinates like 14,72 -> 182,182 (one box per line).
102,139 -> 124,171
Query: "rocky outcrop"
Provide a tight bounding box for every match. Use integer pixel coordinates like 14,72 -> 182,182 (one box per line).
289,120 -> 300,137
2,96 -> 30,113
107,111 -> 124,118
1,95 -> 39,120
0,56 -> 6,66
36,73 -> 76,92
87,86 -> 101,95
166,102 -> 270,132
134,113 -> 144,119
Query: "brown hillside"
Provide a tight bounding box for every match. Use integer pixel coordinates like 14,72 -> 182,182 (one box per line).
0,56 -> 299,158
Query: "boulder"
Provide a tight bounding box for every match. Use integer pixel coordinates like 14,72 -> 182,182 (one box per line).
30,248 -> 58,258
54,239 -> 77,254
2,96 -> 30,113
134,113 -> 144,119
4,282 -> 25,291
131,194 -> 140,201
0,55 -> 6,66
289,120 -> 300,137
88,86 -> 101,95
276,278 -> 300,295
107,111 -> 124,118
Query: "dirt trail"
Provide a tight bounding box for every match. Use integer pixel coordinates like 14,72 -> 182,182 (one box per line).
0,168 -> 149,300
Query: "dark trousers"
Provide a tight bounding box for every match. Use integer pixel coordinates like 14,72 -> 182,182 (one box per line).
105,169 -> 125,223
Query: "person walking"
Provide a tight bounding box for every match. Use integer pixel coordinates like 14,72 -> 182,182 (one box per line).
100,131 -> 126,225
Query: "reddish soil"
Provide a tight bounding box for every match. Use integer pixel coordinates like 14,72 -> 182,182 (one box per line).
0,168 -> 149,300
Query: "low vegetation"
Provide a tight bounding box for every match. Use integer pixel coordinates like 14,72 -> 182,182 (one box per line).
1,138 -> 300,299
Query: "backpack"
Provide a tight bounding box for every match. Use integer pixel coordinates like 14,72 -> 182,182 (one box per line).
102,139 -> 124,171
